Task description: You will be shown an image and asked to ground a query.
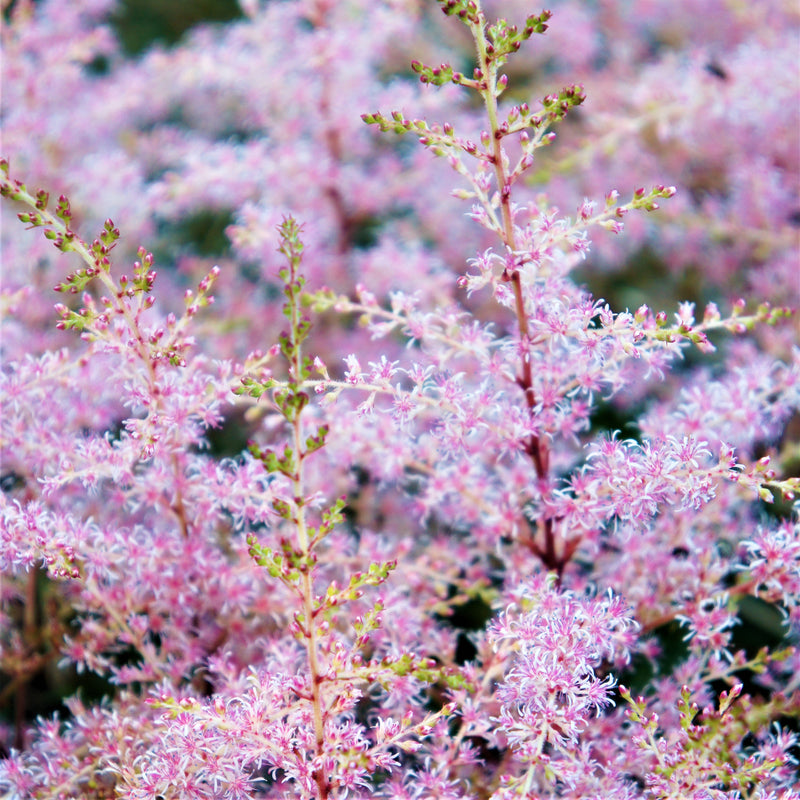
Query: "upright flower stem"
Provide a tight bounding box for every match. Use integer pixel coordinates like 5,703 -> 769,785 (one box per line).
471,10 -> 555,567
279,221 -> 328,797
292,370 -> 327,781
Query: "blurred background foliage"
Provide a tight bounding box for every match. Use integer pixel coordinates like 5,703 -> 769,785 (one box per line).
111,0 -> 244,55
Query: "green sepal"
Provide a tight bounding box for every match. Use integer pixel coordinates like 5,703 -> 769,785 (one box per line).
246,535 -> 284,579
410,60 -> 456,87
317,558 -> 396,613
234,376 -> 276,398
250,441 -> 297,479
436,0 -> 480,24
485,12 -> 552,65
362,110 -> 420,134
378,652 -> 474,692
305,424 -> 329,454
54,305 -> 96,333
307,494 -> 347,542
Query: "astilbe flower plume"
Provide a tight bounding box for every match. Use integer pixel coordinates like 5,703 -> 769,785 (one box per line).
1,1 -> 799,798
486,575 -> 637,787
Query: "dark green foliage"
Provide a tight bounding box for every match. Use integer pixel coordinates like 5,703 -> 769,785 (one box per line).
110,0 -> 244,56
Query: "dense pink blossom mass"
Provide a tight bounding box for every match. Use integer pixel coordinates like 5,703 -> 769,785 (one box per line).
1,0 -> 799,797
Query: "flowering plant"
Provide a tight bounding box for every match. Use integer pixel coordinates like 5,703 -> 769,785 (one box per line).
1,1 -> 799,798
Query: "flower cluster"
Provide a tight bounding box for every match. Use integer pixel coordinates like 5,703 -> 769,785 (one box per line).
487,575 -> 637,783
1,1 -> 798,798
